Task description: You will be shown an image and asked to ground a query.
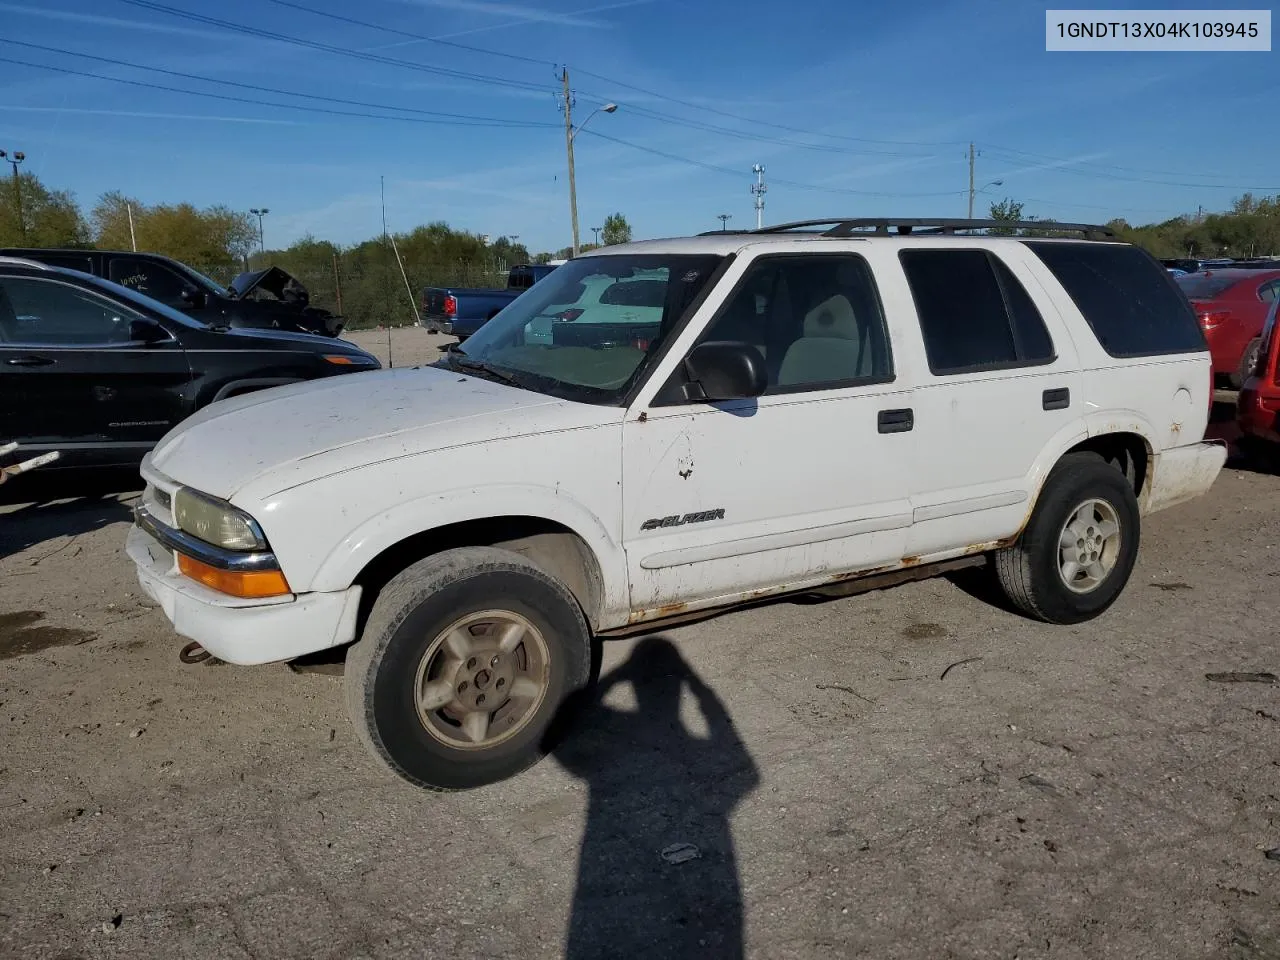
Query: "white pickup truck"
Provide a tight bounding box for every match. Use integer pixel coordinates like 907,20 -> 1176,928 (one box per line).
127,218 -> 1226,791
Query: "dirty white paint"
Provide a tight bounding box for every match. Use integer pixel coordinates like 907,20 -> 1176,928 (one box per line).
132,233 -> 1228,663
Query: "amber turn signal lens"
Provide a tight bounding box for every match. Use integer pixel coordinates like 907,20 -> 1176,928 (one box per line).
177,554 -> 291,598
323,354 -> 357,365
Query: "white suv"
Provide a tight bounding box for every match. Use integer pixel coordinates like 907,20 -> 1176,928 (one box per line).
127,218 -> 1226,791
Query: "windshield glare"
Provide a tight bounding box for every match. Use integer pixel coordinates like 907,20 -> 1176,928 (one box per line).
453,254 -> 725,403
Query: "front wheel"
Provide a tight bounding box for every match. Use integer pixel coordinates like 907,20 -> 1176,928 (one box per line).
994,452 -> 1141,624
344,547 -> 592,791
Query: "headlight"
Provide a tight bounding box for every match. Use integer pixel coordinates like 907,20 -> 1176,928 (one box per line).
173,487 -> 267,551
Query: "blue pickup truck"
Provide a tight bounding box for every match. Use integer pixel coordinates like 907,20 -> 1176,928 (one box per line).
421,262 -> 561,340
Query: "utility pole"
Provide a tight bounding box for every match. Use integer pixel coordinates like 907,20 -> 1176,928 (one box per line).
717,213 -> 732,232
250,208 -> 269,254
126,202 -> 138,252
967,142 -> 975,219
1,150 -> 26,241
751,164 -> 767,229
561,68 -> 580,257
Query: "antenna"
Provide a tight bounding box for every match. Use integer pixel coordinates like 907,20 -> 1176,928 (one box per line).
380,174 -> 393,369
751,164 -> 767,230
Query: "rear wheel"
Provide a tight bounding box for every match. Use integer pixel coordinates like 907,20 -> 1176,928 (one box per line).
1234,338 -> 1262,390
994,452 -> 1140,624
344,547 -> 592,791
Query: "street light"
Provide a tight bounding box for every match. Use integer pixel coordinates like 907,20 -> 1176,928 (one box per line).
249,207 -> 269,254
590,226 -> 601,247
717,213 -> 732,232
1,149 -> 26,241
562,77 -> 617,257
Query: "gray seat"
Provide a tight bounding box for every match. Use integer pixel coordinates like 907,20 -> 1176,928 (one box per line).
776,294 -> 866,386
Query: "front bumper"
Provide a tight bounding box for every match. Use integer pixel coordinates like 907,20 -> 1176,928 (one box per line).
1145,440 -> 1228,515
127,515 -> 362,666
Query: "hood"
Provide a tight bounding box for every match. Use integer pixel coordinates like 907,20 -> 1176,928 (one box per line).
230,265 -> 308,302
147,365 -> 612,501
213,323 -> 372,356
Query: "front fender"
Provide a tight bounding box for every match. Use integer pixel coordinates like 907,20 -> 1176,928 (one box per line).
303,483 -> 629,616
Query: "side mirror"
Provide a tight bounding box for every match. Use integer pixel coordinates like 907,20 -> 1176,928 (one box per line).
180,286 -> 206,309
682,340 -> 767,402
129,319 -> 168,344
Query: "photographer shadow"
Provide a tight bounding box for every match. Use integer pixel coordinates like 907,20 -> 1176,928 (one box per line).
551,635 -> 760,960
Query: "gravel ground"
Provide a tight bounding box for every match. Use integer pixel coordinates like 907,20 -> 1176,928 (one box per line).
1,329 -> 1278,959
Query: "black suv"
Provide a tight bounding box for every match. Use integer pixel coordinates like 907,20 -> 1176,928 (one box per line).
0,248 -> 343,337
0,257 -> 379,469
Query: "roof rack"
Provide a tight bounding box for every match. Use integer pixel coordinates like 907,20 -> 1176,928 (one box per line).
746,218 -> 1117,240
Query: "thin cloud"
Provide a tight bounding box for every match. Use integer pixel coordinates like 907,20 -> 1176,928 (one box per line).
372,0 -> 654,47
993,152 -> 1111,179
0,105 -> 306,125
0,3 -> 231,41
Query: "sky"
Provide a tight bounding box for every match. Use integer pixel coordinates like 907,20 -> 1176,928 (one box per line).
0,0 -> 1276,253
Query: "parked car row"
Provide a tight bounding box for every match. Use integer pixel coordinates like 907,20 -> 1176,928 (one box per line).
0,248 -> 345,338
1173,266 -> 1280,388
0,256 -> 378,471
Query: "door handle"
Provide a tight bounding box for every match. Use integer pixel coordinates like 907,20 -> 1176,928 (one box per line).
877,407 -> 914,434
1042,387 -> 1070,411
5,355 -> 54,367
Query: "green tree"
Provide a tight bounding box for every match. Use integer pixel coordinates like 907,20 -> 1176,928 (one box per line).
987,198 -> 1025,236
0,171 -> 90,247
602,212 -> 632,245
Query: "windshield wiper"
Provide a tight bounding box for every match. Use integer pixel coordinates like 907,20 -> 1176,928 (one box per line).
445,352 -> 524,389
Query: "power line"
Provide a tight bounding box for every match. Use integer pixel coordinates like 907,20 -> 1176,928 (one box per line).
263,0 -> 554,68
578,129 -> 965,198
982,144 -> 1280,190
0,53 -> 556,128
115,0 -> 554,96
0,38 -> 553,127
242,0 -> 962,153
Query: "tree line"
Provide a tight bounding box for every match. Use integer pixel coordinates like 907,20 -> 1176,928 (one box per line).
0,171 -> 638,329
5,166 -> 1277,329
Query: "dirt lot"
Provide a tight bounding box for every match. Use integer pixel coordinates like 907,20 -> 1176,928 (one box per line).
2,329 -> 1278,959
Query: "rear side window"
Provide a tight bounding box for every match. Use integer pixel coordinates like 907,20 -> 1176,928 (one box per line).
1027,242 -> 1206,358
38,254 -> 94,274
899,249 -> 1055,375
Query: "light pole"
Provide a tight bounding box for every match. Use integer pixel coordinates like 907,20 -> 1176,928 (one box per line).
590,226 -> 601,247
561,68 -> 617,257
717,213 -> 732,232
1,150 -> 26,241
249,207 -> 269,254
975,179 -> 1004,217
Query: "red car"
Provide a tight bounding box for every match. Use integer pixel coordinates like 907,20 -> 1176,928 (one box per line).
1238,297 -> 1280,459
1176,268 -> 1280,388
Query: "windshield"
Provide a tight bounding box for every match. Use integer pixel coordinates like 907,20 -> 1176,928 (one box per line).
450,253 -> 726,404
173,261 -> 232,296
1175,273 -> 1242,299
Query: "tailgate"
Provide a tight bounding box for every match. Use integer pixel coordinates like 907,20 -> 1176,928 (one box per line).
422,289 -> 449,316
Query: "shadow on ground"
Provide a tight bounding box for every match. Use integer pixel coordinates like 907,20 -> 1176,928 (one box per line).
0,469 -> 140,559
549,636 -> 760,960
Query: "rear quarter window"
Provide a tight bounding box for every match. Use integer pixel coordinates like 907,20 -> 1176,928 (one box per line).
1025,242 -> 1206,358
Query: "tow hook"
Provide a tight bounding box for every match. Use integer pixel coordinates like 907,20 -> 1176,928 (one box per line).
178,641 -> 212,664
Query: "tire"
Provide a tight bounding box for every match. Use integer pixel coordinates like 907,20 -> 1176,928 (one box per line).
344,546 -> 592,791
993,452 -> 1140,625
1233,338 -> 1262,390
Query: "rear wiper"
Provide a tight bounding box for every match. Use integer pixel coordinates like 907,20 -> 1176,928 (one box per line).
446,352 -> 524,389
